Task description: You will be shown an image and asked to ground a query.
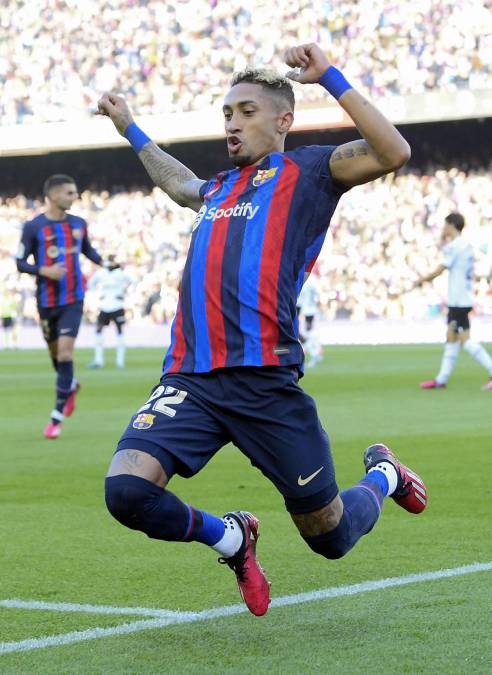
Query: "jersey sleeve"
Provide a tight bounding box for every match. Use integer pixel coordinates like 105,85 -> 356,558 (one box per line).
16,223 -> 39,275
81,221 -> 103,265
290,145 -> 351,198
442,241 -> 457,268
199,180 -> 212,200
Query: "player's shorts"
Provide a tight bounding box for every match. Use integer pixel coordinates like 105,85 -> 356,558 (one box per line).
1,317 -> 14,329
305,315 -> 315,331
447,306 -> 472,332
38,301 -> 83,342
116,366 -> 338,514
97,308 -> 125,333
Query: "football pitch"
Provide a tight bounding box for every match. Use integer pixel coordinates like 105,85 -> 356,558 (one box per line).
1,345 -> 491,673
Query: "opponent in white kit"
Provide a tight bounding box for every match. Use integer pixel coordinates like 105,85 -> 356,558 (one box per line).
415,212 -> 492,390
87,256 -> 133,369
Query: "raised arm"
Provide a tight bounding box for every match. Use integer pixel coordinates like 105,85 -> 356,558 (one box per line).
97,93 -> 205,212
285,44 -> 411,188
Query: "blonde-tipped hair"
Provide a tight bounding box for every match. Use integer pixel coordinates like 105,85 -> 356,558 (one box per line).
230,68 -> 295,111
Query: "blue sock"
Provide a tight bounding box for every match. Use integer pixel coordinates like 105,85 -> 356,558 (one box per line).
341,480 -> 382,534
54,360 -> 74,415
363,469 -> 389,497
105,475 -> 226,545
192,510 -> 225,546
305,481 -> 383,559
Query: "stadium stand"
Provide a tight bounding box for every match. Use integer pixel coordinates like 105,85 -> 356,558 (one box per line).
1,0 -> 491,124
2,168 -> 491,327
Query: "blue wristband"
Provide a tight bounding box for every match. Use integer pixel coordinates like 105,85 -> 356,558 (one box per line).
319,66 -> 353,100
124,122 -> 151,153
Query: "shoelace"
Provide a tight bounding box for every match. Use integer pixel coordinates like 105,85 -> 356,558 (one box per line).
218,550 -> 248,582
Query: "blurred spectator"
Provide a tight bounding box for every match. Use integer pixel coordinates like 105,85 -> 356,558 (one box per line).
1,0 -> 491,124
1,166 -> 491,327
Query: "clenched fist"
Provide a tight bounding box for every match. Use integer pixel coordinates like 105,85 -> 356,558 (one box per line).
284,43 -> 331,84
97,93 -> 134,136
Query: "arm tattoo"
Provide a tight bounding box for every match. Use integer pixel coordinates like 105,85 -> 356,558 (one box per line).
331,144 -> 369,163
139,142 -> 201,207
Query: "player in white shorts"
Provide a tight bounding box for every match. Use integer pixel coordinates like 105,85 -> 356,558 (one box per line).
87,256 -> 133,369
415,212 -> 492,390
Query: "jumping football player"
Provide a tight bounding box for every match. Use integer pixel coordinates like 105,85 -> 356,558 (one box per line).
99,43 -> 427,617
16,174 -> 108,438
416,212 -> 492,390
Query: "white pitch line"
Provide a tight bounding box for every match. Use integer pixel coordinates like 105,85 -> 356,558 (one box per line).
1,561 -> 490,655
0,599 -> 195,619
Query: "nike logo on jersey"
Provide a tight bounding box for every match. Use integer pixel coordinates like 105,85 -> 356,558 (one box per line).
297,466 -> 324,486
59,328 -> 71,334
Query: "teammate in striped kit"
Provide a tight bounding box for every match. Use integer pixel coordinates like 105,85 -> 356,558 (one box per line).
99,43 -> 427,617
16,174 -> 106,439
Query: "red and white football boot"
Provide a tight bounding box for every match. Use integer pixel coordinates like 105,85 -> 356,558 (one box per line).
364,443 -> 428,514
219,511 -> 271,616
420,379 -> 446,390
63,381 -> 81,417
44,421 -> 62,439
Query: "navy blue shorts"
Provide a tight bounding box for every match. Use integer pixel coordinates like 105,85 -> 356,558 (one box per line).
38,301 -> 83,342
447,306 -> 472,332
117,366 -> 339,514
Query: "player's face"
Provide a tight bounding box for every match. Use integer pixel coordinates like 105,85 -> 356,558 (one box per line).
48,183 -> 79,211
442,222 -> 456,242
223,83 -> 291,167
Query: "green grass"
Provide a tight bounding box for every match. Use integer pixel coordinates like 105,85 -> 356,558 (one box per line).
0,345 -> 491,673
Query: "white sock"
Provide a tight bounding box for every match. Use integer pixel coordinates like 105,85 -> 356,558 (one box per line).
116,335 -> 125,368
463,339 -> 492,375
436,342 -> 460,384
50,409 -> 64,423
94,334 -> 104,366
307,333 -> 321,359
368,461 -> 398,496
212,514 -> 244,557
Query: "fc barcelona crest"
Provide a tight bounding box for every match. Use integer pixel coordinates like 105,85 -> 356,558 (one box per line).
132,413 -> 156,430
252,167 -> 278,187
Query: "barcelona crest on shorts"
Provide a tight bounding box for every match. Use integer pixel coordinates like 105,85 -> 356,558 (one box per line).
132,413 -> 156,430
252,167 -> 278,187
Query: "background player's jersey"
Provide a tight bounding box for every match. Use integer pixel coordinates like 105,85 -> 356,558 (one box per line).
297,274 -> 321,317
442,235 -> 474,307
16,213 -> 102,308
163,145 -> 347,375
88,267 -> 132,313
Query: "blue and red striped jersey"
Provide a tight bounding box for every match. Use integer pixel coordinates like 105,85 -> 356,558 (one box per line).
163,145 -> 348,375
16,213 -> 102,308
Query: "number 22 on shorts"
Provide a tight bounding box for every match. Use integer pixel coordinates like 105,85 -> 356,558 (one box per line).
137,385 -> 188,418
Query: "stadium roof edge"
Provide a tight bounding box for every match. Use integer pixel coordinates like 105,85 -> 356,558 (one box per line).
1,89 -> 491,157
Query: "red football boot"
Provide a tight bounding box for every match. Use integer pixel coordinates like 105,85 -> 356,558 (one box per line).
420,379 -> 446,389
219,511 -> 271,616
363,443 -> 428,514
63,381 -> 81,417
44,421 -> 62,439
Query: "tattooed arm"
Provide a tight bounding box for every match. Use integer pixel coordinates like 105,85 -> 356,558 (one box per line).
328,89 -> 411,187
283,44 -> 410,188
137,143 -> 205,211
97,93 -> 205,211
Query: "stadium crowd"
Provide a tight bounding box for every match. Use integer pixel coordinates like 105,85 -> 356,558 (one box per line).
1,167 -> 491,329
1,0 -> 491,124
